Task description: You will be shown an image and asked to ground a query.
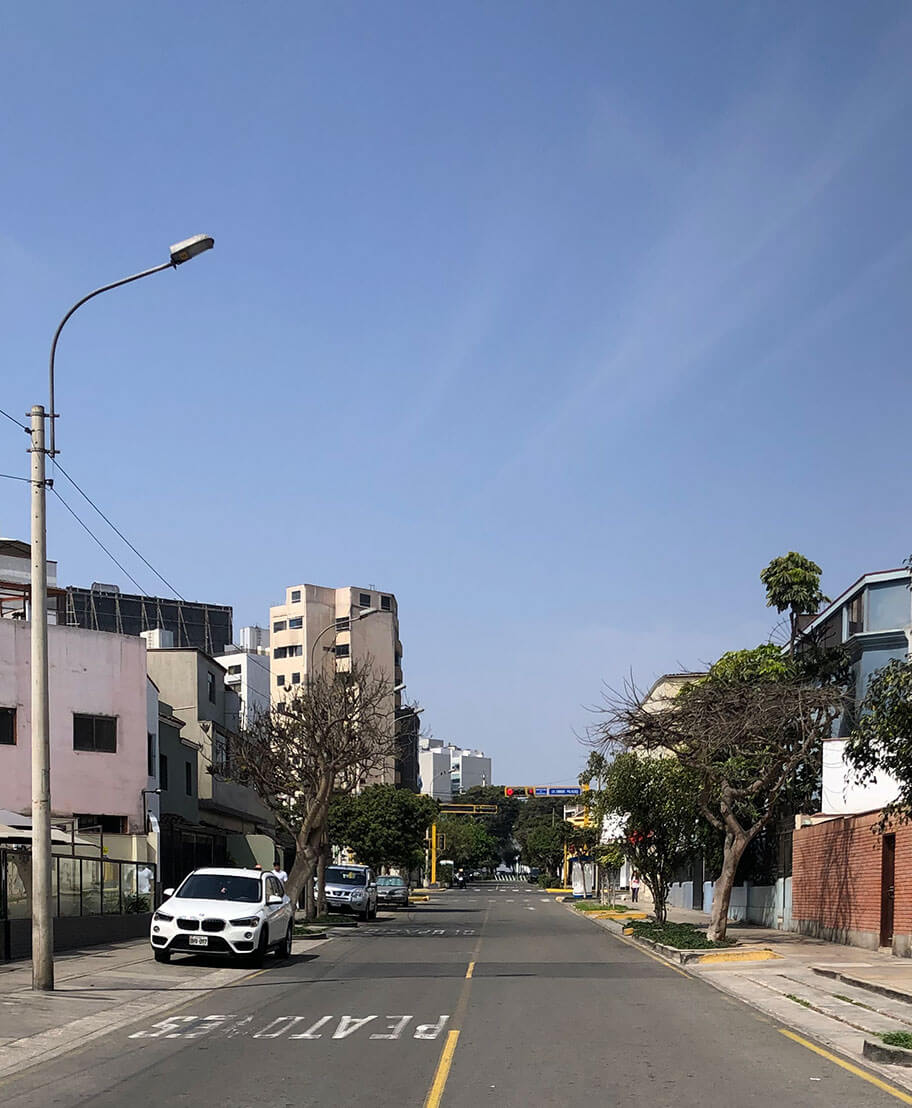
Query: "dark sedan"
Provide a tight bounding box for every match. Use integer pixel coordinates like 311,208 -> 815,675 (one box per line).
376,875 -> 410,909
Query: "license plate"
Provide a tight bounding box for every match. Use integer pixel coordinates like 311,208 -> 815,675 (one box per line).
188,935 -> 208,947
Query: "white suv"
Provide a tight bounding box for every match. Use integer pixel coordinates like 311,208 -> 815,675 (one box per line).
150,867 -> 294,965
324,864 -> 378,920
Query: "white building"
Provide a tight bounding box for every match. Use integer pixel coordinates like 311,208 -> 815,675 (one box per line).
215,626 -> 271,731
418,738 -> 492,801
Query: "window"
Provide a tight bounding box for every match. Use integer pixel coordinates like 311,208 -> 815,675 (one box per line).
291,672 -> 301,685
73,714 -> 117,753
267,876 -> 283,898
207,671 -> 217,704
273,620 -> 286,633
0,707 -> 16,745
335,643 -> 350,658
214,731 -> 230,775
335,617 -> 350,632
160,753 -> 169,790
380,595 -> 392,612
147,732 -> 156,776
289,644 -> 303,657
185,761 -> 193,796
291,590 -> 301,604
75,814 -> 127,834
274,646 -> 288,659
227,664 -> 242,675
289,617 -> 302,630
847,593 -> 864,637
277,674 -> 285,687
359,593 -> 371,609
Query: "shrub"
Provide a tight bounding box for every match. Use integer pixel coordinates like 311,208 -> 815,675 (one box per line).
628,920 -> 735,949
882,1031 -> 912,1050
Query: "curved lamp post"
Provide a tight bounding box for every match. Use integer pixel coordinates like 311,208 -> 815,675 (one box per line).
30,235 -> 214,991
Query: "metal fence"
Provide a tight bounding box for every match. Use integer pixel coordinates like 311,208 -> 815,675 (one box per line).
1,849 -> 156,921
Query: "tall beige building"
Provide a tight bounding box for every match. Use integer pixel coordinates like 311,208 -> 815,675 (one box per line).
268,584 -> 403,783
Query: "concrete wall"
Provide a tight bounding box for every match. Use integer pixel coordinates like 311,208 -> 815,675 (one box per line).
0,621 -> 148,829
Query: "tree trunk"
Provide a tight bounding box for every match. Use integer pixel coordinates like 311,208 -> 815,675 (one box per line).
707,832 -> 749,942
316,834 -> 329,917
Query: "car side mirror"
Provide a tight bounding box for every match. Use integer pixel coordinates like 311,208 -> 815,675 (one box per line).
267,894 -> 283,905
163,888 -> 175,898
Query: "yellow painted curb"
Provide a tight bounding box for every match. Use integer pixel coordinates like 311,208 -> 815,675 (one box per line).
409,895 -> 431,902
622,926 -> 634,935
581,910 -> 649,921
545,888 -> 573,894
696,948 -> 782,964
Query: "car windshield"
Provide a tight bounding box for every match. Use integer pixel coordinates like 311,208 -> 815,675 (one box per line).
176,874 -> 262,902
377,876 -> 405,886
325,867 -> 367,887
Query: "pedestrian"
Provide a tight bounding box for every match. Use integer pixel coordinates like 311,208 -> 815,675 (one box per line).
630,872 -> 640,903
273,860 -> 288,884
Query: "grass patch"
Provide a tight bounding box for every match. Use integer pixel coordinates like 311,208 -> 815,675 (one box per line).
628,920 -> 736,949
834,993 -> 876,1012
785,994 -> 813,1009
882,1031 -> 912,1049
574,902 -> 630,912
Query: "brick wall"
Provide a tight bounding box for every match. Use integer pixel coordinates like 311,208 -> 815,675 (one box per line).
793,810 -> 912,955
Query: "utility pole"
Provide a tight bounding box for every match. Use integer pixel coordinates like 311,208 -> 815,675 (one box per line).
29,404 -> 53,990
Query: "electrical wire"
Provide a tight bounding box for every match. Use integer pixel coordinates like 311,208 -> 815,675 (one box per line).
50,486 -> 149,595
51,459 -> 185,602
0,473 -> 32,484
0,406 -> 28,432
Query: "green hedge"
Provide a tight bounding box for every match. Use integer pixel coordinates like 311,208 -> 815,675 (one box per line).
628,920 -> 736,949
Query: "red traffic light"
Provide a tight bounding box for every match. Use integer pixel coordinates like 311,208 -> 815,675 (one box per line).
504,787 -> 515,797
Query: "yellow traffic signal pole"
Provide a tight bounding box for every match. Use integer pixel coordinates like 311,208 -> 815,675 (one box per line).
431,822 -> 437,886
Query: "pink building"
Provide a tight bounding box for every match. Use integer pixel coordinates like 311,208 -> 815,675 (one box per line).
0,620 -> 149,832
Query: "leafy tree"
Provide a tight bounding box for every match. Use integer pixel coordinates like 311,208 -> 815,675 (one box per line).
436,816 -> 498,871
459,785 -> 523,868
845,658 -> 912,824
596,753 -> 702,923
760,551 -> 828,656
227,660 -> 406,919
330,785 -> 438,873
596,644 -> 845,940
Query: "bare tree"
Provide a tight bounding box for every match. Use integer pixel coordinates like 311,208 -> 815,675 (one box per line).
227,658 -> 403,920
593,648 -> 844,941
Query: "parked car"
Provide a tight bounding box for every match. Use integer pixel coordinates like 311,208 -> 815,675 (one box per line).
150,867 -> 293,966
323,864 -> 378,920
376,875 -> 410,909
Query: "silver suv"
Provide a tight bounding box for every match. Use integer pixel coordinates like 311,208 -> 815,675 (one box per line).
324,864 -> 377,920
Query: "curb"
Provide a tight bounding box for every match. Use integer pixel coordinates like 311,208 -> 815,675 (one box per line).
863,1038 -> 912,1066
812,966 -> 912,1008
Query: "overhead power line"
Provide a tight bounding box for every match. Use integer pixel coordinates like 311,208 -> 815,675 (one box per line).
51,460 -> 186,602
0,406 -> 28,432
50,486 -> 149,595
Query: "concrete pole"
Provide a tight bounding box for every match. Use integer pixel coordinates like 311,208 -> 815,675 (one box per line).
29,405 -> 54,990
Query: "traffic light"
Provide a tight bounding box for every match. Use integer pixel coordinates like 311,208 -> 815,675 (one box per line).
504,786 -> 533,797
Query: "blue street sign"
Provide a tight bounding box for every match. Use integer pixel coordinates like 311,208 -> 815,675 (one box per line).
531,786 -> 581,797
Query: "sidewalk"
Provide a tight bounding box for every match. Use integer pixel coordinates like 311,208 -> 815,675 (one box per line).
597,902 -> 912,1092
0,934 -> 325,1080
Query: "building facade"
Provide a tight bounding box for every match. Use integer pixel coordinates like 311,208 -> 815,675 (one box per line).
418,739 -> 493,800
145,646 -> 275,869
214,629 -> 271,731
0,620 -> 149,836
269,583 -> 403,785
789,568 -> 909,954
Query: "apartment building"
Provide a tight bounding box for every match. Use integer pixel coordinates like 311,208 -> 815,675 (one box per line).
215,626 -> 271,731
268,583 -> 402,784
418,738 -> 493,800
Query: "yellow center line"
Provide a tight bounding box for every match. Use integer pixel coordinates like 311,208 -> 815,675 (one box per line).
422,904 -> 490,1108
425,1030 -> 460,1108
779,1029 -> 912,1104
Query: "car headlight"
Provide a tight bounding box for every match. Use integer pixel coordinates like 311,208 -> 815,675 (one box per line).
230,915 -> 261,927
153,911 -> 173,922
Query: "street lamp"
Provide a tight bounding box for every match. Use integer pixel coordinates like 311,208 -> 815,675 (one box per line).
308,607 -> 379,679
30,236 -> 214,991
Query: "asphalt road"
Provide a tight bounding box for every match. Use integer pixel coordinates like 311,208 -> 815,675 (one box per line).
0,883 -> 905,1107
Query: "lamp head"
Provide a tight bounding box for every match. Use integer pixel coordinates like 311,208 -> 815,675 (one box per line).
170,234 -> 215,266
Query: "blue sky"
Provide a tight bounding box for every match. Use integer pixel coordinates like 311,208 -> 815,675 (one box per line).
2,3 -> 911,785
